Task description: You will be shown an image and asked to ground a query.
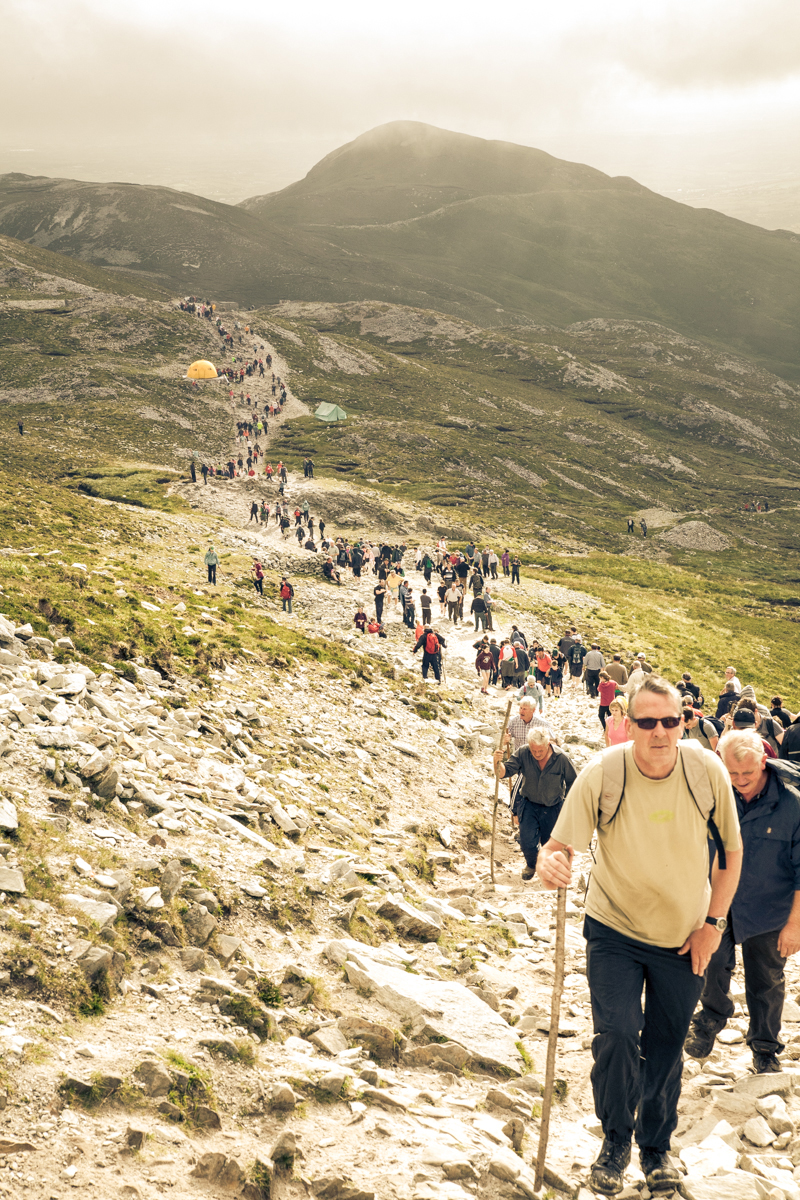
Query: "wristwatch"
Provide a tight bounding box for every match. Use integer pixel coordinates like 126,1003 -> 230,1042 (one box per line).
705,916 -> 728,933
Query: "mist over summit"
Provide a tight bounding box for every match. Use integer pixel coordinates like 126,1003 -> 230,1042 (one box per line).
2,121 -> 800,377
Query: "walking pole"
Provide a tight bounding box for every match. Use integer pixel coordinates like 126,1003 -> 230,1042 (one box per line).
535,884 -> 567,1192
489,699 -> 513,883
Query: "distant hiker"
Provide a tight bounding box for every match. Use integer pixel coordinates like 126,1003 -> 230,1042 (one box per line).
412,625 -> 446,683
511,555 -> 521,585
640,519 -> 648,538
475,643 -> 495,694
627,517 -> 635,534
373,580 -> 387,623
190,460 -> 197,483
501,549 -> 510,577
249,501 -> 259,523
204,546 -> 219,585
420,588 -> 432,624
260,501 -> 269,524
17,421 -> 23,436
279,577 -> 294,613
322,558 -> 342,585
201,463 -> 208,484
251,561 -> 264,595
354,607 -> 367,632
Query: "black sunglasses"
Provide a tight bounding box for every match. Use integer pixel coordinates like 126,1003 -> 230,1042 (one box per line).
629,716 -> 682,730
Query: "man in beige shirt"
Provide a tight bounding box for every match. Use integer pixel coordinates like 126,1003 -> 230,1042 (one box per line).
538,675 -> 741,1196
606,655 -> 628,686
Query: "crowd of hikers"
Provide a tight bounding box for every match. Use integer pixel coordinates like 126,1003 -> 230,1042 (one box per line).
184,301 -> 800,1182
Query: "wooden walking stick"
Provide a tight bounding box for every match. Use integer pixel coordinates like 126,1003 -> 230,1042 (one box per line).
489,699 -> 513,883
535,884 -> 567,1192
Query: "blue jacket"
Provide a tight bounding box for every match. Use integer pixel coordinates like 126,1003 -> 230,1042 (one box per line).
730,761 -> 800,943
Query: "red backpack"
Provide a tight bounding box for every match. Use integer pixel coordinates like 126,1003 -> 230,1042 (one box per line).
425,632 -> 439,654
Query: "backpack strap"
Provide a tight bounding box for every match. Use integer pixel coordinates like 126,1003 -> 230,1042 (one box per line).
597,744 -> 628,824
677,742 -> 726,870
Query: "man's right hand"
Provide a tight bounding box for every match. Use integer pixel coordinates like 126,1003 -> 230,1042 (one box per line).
537,842 -> 574,890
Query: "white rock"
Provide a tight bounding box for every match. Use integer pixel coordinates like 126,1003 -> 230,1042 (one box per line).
743,1114 -> 776,1147
0,796 -> 18,832
342,955 -> 523,1075
138,887 -> 164,909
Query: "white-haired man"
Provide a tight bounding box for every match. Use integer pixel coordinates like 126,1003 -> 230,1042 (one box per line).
493,727 -> 576,882
685,730 -> 800,1073
537,675 -> 742,1195
504,699 -> 553,753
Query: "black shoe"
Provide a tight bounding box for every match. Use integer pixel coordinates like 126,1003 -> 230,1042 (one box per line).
684,1018 -> 722,1059
753,1051 -> 782,1074
521,866 -> 536,880
640,1148 -> 681,1192
589,1139 -> 631,1195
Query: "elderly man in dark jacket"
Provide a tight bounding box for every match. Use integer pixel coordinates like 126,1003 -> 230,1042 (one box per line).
685,730 -> 800,1073
493,727 -> 577,881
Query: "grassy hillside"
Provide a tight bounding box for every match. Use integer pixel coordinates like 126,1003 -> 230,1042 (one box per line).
243,122 -> 800,379
4,121 -> 800,377
1,233 -> 798,704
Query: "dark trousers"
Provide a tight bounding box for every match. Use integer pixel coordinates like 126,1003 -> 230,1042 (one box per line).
599,705 -> 611,727
517,799 -> 563,871
697,924 -> 785,1055
421,652 -> 440,681
584,915 -> 704,1152
207,565 -> 216,584
511,566 -> 520,583
253,578 -> 263,594
375,597 -> 384,623
585,669 -> 601,697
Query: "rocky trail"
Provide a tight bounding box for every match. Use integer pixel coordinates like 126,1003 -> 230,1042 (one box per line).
2,312 -> 800,1200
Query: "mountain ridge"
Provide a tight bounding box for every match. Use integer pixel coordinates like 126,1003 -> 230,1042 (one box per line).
2,121 -> 800,377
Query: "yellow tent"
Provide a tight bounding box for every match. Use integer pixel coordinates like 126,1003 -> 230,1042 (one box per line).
187,359 -> 217,379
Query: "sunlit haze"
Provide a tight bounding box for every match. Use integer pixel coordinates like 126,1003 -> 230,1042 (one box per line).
3,0 -> 799,228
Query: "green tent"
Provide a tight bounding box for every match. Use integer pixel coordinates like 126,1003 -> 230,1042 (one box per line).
315,402 -> 347,422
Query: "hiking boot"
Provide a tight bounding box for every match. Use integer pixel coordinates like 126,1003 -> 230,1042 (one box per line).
589,1139 -> 631,1195
639,1148 -> 681,1192
753,1051 -> 782,1074
521,866 -> 536,881
684,1017 -> 721,1059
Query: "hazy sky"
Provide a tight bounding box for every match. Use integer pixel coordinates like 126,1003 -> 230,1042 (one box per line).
3,0 -> 799,225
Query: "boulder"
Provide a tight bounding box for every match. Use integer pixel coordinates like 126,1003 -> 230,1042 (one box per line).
179,947 -> 206,971
35,728 -> 79,749
734,1073 -> 794,1098
756,1094 -> 793,1134
375,895 -> 442,941
183,903 -> 218,946
134,1060 -> 173,1098
213,934 -> 241,967
270,1083 -> 298,1110
311,1178 -> 375,1200
159,860 -> 183,901
342,957 -> 523,1075
403,1042 -> 470,1070
680,1172 -> 762,1200
271,1131 -> 297,1170
310,1026 -> 349,1056
95,766 -> 120,800
337,1016 -> 397,1060
0,867 -> 25,894
742,1115 -> 776,1147
0,798 -> 18,833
